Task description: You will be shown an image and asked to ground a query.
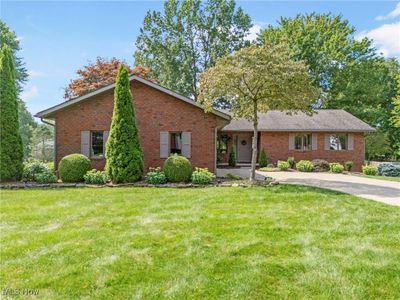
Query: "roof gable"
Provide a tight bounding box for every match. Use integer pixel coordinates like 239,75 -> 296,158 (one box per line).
35,75 -> 230,120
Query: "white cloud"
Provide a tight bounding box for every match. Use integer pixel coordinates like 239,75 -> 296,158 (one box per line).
28,70 -> 45,77
21,85 -> 39,102
357,22 -> 400,57
376,2 -> 400,20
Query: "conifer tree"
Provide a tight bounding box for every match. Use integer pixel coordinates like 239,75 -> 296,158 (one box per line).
106,65 -> 143,183
0,45 -> 23,181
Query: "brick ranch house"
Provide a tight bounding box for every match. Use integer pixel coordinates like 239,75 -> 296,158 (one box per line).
35,75 -> 374,173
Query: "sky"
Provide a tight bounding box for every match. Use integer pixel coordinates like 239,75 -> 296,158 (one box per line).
1,1 -> 400,120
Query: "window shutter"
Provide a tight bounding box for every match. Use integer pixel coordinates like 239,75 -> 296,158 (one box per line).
103,131 -> 109,157
81,131 -> 90,157
324,134 -> 330,150
160,132 -> 169,158
312,133 -> 318,150
288,134 -> 295,150
182,132 -> 191,158
348,133 -> 354,150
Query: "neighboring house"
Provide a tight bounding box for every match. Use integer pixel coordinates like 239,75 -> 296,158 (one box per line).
35,76 -> 374,173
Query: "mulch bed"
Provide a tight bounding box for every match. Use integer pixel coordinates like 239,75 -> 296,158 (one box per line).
0,178 -> 277,190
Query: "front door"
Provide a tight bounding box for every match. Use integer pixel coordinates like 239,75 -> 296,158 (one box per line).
236,133 -> 252,162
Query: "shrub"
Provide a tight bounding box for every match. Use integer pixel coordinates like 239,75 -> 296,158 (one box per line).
258,149 -> 268,168
329,163 -> 344,173
105,66 -> 143,183
296,160 -> 313,172
163,154 -> 192,182
59,154 -> 91,182
378,163 -> 400,177
35,171 -> 57,184
287,157 -> 295,169
277,160 -> 289,171
22,160 -> 50,181
228,149 -> 237,167
344,161 -> 353,172
191,167 -> 215,185
146,167 -> 167,185
362,165 -> 378,176
225,173 -> 242,180
84,169 -> 108,184
311,159 -> 330,172
0,45 -> 24,182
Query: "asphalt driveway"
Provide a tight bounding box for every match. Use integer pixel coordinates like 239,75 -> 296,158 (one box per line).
217,168 -> 400,206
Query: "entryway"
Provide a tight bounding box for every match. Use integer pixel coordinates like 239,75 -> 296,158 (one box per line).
236,133 -> 252,162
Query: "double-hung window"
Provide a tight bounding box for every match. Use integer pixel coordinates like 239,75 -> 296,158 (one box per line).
294,133 -> 312,151
91,131 -> 104,157
329,133 -> 348,150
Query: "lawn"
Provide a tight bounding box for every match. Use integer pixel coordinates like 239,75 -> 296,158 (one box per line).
1,186 -> 400,299
351,174 -> 400,182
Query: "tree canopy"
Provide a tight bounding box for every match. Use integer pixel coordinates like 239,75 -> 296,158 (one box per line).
134,0 -> 252,100
64,57 -> 151,99
199,44 -> 319,181
259,13 -> 400,159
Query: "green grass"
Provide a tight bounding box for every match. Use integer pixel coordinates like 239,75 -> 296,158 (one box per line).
1,186 -> 400,299
352,173 -> 400,182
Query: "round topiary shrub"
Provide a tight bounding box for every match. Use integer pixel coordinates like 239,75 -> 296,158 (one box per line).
311,159 -> 330,172
163,154 -> 192,182
59,154 -> 91,182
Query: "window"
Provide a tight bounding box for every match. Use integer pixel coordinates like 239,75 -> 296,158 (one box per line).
91,131 -> 104,157
330,134 -> 347,150
295,134 -> 312,150
217,134 -> 228,154
170,132 -> 182,155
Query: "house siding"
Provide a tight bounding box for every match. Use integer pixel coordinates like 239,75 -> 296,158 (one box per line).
259,132 -> 365,171
54,81 -> 227,173
218,131 -> 365,171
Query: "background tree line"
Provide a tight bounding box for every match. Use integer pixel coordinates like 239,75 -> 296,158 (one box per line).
1,0 -> 399,162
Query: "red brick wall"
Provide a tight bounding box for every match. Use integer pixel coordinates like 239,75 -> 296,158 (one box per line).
259,131 -> 365,171
54,81 -> 227,173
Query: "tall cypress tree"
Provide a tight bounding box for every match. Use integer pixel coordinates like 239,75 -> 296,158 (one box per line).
0,45 -> 23,181
106,65 -> 143,183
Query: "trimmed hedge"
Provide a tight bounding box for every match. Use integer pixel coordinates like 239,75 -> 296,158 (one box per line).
59,154 -> 91,182
163,154 -> 192,182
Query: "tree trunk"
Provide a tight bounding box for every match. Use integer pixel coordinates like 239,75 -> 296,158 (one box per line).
250,99 -> 258,183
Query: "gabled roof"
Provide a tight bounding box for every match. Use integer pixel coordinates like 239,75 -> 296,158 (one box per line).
34,75 -> 230,120
222,109 -> 375,132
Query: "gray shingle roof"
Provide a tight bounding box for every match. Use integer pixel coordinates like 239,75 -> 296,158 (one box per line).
221,109 -> 375,132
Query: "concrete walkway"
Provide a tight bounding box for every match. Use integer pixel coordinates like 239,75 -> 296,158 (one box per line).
217,168 -> 400,206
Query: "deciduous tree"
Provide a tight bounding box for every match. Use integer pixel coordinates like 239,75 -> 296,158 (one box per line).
135,0 -> 252,100
0,45 -> 23,181
64,57 -> 151,99
199,44 -> 319,182
106,66 -> 144,183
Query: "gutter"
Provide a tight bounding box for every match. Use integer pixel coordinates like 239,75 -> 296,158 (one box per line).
40,118 -> 55,127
